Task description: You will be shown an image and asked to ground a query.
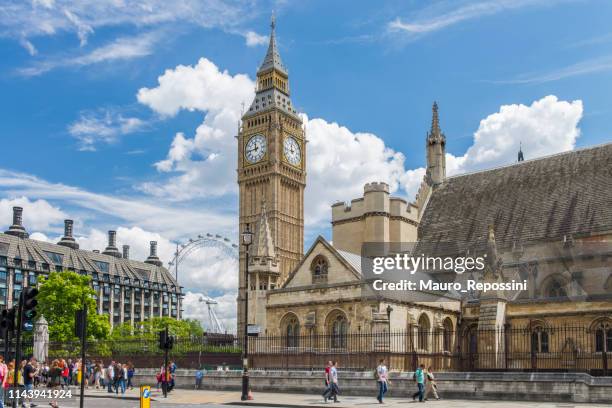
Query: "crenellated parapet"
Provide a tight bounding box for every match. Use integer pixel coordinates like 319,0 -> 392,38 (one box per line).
331,182 -> 420,254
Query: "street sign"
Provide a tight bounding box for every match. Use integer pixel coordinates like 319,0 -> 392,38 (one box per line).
23,322 -> 33,332
140,385 -> 151,408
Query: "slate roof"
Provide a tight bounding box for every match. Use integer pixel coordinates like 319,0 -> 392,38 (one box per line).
417,143 -> 612,256
0,233 -> 181,292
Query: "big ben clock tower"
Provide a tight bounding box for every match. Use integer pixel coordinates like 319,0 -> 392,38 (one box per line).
237,16 -> 305,334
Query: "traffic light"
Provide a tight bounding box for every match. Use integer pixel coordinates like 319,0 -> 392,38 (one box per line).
0,308 -> 16,333
158,330 -> 167,350
22,287 -> 38,321
158,330 -> 174,350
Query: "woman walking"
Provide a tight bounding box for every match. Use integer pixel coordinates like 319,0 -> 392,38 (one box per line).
425,367 -> 440,401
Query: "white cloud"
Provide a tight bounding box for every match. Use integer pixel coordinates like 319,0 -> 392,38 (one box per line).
0,169 -> 234,239
18,31 -> 161,76
0,197 -> 67,232
1,0 -> 251,45
447,95 -> 583,175
303,116 -> 411,227
19,38 -> 37,55
389,0 -> 569,36
68,107 -> 147,151
137,58 -> 254,199
486,56 -> 612,84
245,31 -> 268,47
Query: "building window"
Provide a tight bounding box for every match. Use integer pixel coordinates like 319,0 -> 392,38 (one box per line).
594,320 -> 612,353
327,311 -> 348,349
282,314 -> 300,348
311,255 -> 328,284
531,328 -> 549,353
544,277 -> 567,298
417,314 -> 430,351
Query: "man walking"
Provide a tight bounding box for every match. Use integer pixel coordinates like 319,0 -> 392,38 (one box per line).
322,361 -> 332,403
375,358 -> 388,403
329,361 -> 340,403
412,364 -> 425,402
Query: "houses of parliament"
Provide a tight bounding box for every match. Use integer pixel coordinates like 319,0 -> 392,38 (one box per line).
237,17 -> 612,369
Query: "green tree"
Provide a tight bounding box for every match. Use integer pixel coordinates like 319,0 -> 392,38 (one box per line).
111,317 -> 203,339
38,271 -> 110,341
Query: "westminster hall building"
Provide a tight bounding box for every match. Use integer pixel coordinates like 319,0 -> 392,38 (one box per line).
0,207 -> 182,328
238,18 -> 612,372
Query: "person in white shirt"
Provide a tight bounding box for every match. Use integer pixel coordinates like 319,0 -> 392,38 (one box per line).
106,362 -> 115,393
376,358 -> 388,403
425,366 -> 440,400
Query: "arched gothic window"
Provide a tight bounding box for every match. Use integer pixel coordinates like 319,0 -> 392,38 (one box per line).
417,314 -> 430,351
281,314 -> 300,348
593,319 -> 612,353
327,311 -> 348,349
544,277 -> 567,298
311,255 -> 329,283
530,327 -> 549,353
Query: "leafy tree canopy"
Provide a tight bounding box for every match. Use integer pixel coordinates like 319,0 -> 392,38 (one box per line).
111,317 -> 204,340
37,271 -> 110,342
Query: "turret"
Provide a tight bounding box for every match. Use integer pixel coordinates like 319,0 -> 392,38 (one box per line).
426,102 -> 446,186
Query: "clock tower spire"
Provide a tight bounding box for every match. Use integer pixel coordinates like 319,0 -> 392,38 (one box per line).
237,15 -> 305,334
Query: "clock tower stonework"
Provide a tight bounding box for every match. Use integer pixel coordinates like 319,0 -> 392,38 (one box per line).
237,16 -> 305,335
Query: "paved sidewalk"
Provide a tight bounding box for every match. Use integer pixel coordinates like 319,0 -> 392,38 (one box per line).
73,387 -> 612,407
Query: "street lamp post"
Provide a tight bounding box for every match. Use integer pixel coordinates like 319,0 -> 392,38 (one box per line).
241,224 -> 253,401
386,305 -> 393,367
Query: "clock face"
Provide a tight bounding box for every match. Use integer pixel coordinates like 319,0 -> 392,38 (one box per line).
283,136 -> 301,166
245,134 -> 267,163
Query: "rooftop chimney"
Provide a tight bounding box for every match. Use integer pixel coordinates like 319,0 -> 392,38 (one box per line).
144,240 -> 163,266
4,206 -> 29,239
57,219 -> 79,249
122,245 -> 130,259
102,230 -> 121,257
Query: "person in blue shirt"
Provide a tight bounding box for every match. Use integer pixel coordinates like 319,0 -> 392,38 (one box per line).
412,364 -> 425,402
195,368 -> 205,389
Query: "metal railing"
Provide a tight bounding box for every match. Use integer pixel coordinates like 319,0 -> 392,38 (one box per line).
247,326 -> 611,375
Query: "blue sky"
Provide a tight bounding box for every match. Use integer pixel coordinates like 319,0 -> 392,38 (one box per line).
0,0 -> 611,330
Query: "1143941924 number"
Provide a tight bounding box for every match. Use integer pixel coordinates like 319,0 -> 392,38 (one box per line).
8,389 -> 72,399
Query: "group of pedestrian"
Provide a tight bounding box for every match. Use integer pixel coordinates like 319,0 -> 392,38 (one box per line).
322,360 -> 339,403
0,356 -> 137,408
411,364 -> 440,402
104,361 -> 135,395
156,361 -> 176,394
322,359 -> 441,405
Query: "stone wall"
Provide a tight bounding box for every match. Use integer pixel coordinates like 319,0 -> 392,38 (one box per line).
132,369 -> 612,403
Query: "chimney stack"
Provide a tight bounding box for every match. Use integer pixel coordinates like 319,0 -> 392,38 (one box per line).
57,219 -> 79,249
4,206 -> 29,239
122,245 -> 130,259
102,230 -> 121,257
144,240 -> 163,266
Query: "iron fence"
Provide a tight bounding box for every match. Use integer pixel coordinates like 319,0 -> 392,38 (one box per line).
247,326 -> 611,375
0,335 -> 241,369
